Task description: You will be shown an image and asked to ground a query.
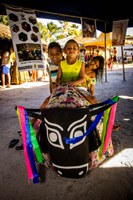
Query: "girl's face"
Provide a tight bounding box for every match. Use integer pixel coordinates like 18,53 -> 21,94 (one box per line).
48,47 -> 62,65
89,60 -> 99,69
64,41 -> 79,58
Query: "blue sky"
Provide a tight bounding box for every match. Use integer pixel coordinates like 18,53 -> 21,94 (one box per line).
37,18 -> 133,36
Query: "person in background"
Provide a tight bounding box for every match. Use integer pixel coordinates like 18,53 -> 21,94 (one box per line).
10,46 -> 30,85
131,53 -> 133,63
123,51 -> 127,63
78,48 -> 88,66
78,49 -> 86,62
107,55 -> 114,70
1,50 -> 11,88
0,50 -> 2,83
112,47 -> 117,64
42,46 -> 49,80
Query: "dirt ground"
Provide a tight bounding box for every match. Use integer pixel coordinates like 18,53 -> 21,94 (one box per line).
0,65 -> 133,200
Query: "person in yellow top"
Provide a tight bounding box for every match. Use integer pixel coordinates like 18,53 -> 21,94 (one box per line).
56,39 -> 97,104
56,39 -> 85,87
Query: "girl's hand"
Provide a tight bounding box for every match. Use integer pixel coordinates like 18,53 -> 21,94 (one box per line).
87,95 -> 98,104
55,78 -> 61,86
68,81 -> 77,87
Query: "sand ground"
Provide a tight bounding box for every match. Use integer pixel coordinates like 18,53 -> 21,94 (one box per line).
0,64 -> 133,200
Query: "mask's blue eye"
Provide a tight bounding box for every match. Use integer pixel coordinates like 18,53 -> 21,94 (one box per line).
68,115 -> 87,149
68,121 -> 87,149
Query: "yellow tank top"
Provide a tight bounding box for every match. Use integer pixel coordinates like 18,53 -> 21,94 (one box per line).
60,60 -> 82,83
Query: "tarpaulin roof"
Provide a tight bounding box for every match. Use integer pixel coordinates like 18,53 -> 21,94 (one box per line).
0,0 -> 133,33
84,32 -> 112,47
84,33 -> 133,47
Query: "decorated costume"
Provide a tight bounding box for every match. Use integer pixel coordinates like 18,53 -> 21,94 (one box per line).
16,85 -> 119,183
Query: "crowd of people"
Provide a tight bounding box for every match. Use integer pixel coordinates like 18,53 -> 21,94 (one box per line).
0,40 -> 105,95
2,39 -> 132,90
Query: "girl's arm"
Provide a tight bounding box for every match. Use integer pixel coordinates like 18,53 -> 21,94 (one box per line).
78,62 -> 85,83
55,65 -> 62,86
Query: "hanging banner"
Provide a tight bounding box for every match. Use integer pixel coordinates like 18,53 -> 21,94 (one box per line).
81,18 -> 97,38
112,19 -> 129,46
6,6 -> 45,71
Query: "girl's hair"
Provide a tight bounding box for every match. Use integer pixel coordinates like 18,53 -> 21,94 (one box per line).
48,42 -> 62,52
93,56 -> 104,82
64,39 -> 79,49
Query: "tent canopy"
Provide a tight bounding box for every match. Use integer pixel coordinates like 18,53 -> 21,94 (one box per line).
0,1 -> 133,33
84,32 -> 112,47
74,36 -> 94,46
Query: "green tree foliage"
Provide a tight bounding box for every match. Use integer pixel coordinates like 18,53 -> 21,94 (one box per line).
0,15 -> 81,43
37,21 -> 50,42
37,20 -> 81,43
0,15 -> 9,25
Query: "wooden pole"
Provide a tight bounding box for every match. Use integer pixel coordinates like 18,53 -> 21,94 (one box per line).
121,46 -> 126,81
104,21 -> 108,82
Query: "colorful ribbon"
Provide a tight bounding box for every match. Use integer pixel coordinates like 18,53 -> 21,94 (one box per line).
24,109 -> 39,183
16,106 -> 43,184
16,106 -> 33,182
102,102 -> 118,155
29,121 -> 43,163
98,107 -> 111,159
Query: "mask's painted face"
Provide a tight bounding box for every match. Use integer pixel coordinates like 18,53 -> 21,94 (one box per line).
43,107 -> 91,178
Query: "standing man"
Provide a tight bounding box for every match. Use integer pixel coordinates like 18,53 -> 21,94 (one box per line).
1,50 -> 11,88
113,47 -> 117,64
